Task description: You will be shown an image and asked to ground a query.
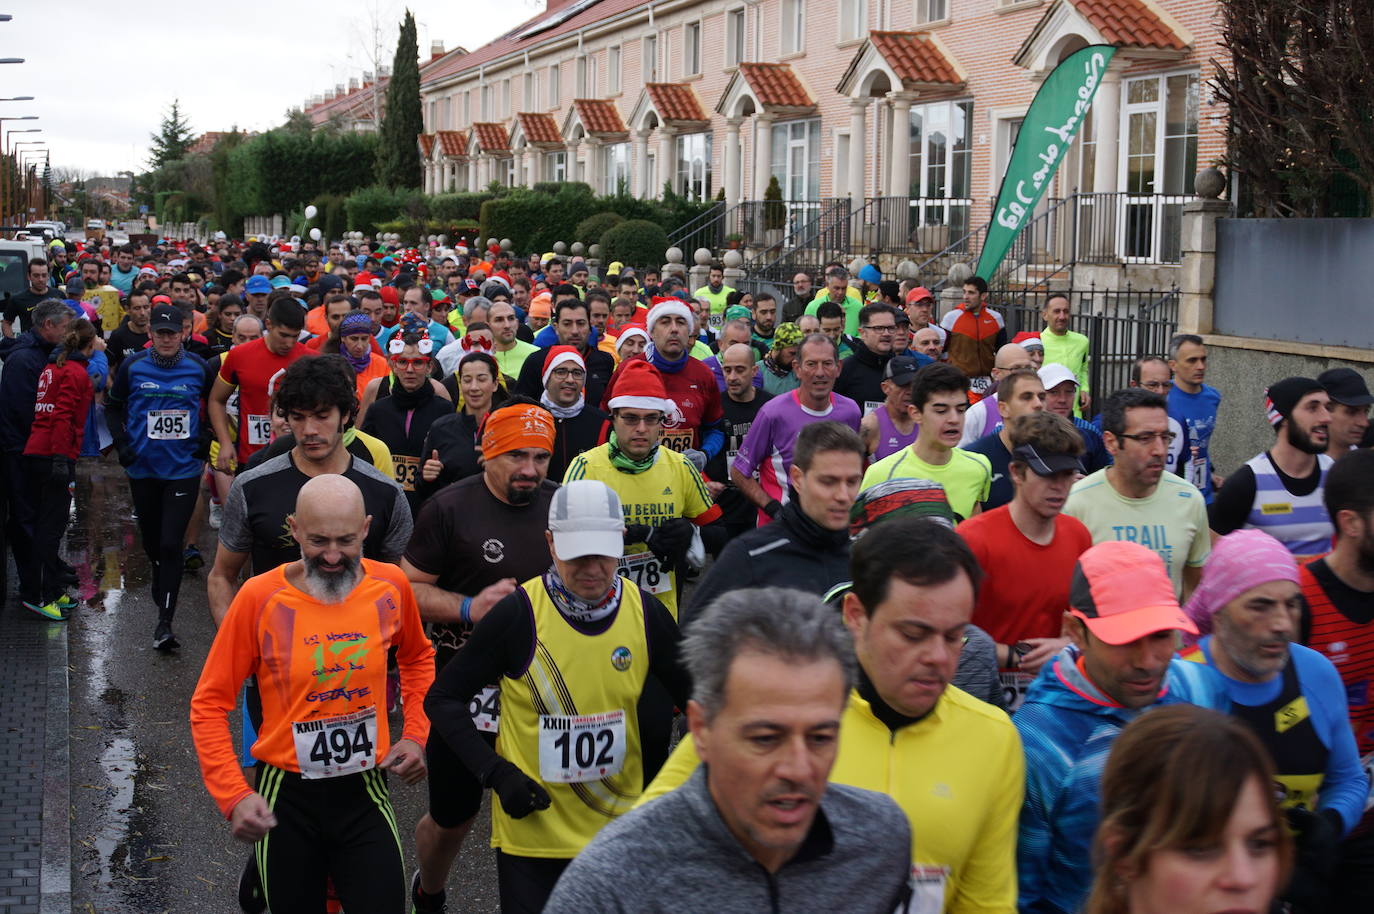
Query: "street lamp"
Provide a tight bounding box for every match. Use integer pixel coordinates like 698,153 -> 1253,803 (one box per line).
0,96 -> 33,102
1,125 -> 40,224
0,59 -> 25,65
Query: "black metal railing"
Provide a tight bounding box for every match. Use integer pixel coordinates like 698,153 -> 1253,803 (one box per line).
1074,193 -> 1196,264
667,202 -> 725,253
849,196 -> 974,258
987,283 -> 1180,398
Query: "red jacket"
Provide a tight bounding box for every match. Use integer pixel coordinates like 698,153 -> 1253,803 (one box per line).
23,355 -> 94,460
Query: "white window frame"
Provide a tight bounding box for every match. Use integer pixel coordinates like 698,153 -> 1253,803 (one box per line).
781,0 -> 805,56
1117,69 -> 1200,262
501,78 -> 511,118
548,62 -> 561,108
524,71 -> 537,111
675,131 -> 713,200
608,45 -> 622,94
684,21 -> 702,76
546,149 -> 567,182
916,0 -> 948,25
463,91 -> 471,126
428,100 -> 437,131
905,98 -> 975,230
770,118 -> 822,206
838,0 -> 866,43
602,141 -> 630,194
642,34 -> 658,82
480,84 -> 491,120
725,8 -> 746,68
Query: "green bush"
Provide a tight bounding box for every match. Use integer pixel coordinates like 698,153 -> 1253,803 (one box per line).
599,219 -> 669,273
430,192 -> 494,223
763,176 -> 786,231
531,182 -> 563,195
575,211 -> 625,247
345,185 -> 427,238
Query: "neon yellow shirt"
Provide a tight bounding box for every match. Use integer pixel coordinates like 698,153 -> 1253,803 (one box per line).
805,289 -> 865,335
861,446 -> 992,521
1040,329 -> 1091,416
639,687 -> 1024,913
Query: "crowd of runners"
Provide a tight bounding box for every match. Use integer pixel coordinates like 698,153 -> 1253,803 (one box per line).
1,231 -> 1372,914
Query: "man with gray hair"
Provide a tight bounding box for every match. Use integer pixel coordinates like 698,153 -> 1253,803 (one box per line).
547,588 -> 911,913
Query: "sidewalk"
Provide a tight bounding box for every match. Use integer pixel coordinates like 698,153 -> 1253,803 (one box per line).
0,590 -> 71,914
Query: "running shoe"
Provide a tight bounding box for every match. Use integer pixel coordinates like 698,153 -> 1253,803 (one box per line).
411,869 -> 447,913
183,546 -> 205,571
238,855 -> 266,914
209,499 -> 223,530
153,622 -> 180,652
21,599 -> 68,622
54,594 -> 79,612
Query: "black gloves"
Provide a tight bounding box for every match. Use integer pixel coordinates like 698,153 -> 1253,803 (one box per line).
763,499 -> 783,519
645,518 -> 694,568
1283,805 -> 1341,910
117,443 -> 137,467
485,759 -> 551,819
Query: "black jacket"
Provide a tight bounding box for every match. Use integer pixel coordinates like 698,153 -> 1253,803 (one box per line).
833,338 -> 891,410
0,331 -> 57,452
419,411 -> 483,495
549,406 -> 610,483
359,381 -> 454,511
682,499 -> 850,628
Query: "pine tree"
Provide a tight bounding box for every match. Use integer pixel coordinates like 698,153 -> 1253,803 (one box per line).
375,9 -> 423,189
148,99 -> 195,169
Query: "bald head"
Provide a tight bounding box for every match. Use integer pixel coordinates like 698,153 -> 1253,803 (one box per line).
289,475 -> 371,602
993,344 -> 1033,375
296,474 -> 366,526
722,342 -> 756,367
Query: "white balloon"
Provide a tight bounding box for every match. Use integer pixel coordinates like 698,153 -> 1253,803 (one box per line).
309,227 -> 322,241
304,205 -> 318,219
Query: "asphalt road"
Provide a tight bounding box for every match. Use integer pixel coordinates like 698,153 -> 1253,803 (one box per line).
63,458 -> 500,913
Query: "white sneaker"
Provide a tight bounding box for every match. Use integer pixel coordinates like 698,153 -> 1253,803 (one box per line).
208,500 -> 223,530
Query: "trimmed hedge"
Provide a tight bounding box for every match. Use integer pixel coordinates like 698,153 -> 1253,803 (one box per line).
430,192 -> 496,223
599,219 -> 670,273
345,185 -> 425,237
574,211 -> 625,247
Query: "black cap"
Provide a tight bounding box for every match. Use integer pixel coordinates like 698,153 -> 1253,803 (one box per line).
1318,368 -> 1374,407
1012,443 -> 1085,477
884,355 -> 921,387
149,303 -> 182,332
1264,376 -> 1325,427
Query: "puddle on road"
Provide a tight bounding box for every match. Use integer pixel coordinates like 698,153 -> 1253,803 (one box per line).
93,737 -> 137,887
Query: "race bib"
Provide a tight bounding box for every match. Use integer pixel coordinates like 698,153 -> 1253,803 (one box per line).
246,413 -> 272,446
1187,448 -> 1207,489
660,428 -> 695,452
618,551 -> 671,594
292,706 -> 378,779
538,710 -> 625,784
904,865 -> 949,914
1000,670 -> 1034,713
147,409 -> 190,440
469,686 -> 501,733
394,455 -> 421,492
863,400 -> 884,416
707,312 -> 724,330
968,376 -> 993,396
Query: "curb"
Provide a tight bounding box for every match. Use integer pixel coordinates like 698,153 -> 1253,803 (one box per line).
39,622 -> 70,914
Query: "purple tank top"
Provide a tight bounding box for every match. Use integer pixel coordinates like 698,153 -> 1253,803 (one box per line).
873,406 -> 919,459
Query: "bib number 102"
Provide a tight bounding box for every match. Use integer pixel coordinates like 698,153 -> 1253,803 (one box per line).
552,728 -> 614,770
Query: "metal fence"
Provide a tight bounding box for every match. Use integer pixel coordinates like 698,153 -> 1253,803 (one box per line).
1074,193 -> 1196,264
849,196 -> 974,259
986,283 -> 1180,398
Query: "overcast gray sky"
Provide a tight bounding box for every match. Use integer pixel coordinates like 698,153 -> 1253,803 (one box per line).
4,0 -> 539,177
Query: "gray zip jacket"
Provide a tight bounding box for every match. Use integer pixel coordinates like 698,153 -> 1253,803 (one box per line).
544,765 -> 912,913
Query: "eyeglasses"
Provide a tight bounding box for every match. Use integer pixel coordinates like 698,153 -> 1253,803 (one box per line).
1139,381 -> 1171,391
1117,431 -> 1178,445
393,357 -> 431,369
550,367 -> 586,381
616,412 -> 664,427
863,325 -> 897,334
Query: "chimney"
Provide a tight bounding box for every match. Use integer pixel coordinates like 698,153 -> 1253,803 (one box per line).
335,83 -> 345,96
379,64 -> 391,79
364,70 -> 374,83
349,77 -> 360,92
431,40 -> 445,60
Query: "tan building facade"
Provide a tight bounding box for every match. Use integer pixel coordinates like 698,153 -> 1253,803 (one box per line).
417,0 -> 1221,265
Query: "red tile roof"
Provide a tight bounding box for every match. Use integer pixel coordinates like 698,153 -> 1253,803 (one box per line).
516,112 -> 562,145
869,31 -> 963,86
435,130 -> 467,156
472,122 -> 510,152
418,133 -> 436,157
738,63 -> 814,109
574,99 -> 628,136
644,83 -> 708,123
1072,0 -> 1187,50
423,0 -> 650,88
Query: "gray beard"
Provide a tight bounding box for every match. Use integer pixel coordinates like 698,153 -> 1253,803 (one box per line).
301,553 -> 361,604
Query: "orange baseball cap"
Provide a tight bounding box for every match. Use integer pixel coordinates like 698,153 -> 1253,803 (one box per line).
1068,541 -> 1197,645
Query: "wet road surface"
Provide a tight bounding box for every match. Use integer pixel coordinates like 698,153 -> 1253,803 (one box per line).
63,457 -> 499,913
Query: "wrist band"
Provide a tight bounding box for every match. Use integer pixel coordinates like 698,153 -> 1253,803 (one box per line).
460,596 -> 473,626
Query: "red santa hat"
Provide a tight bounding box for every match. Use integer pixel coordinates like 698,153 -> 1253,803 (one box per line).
606,359 -> 669,412
646,297 -> 694,333
541,345 -> 585,387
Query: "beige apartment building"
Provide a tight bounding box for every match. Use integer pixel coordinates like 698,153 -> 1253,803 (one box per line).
416,0 -> 1223,268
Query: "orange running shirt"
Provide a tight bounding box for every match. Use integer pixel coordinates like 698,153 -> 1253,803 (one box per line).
190,559 -> 435,818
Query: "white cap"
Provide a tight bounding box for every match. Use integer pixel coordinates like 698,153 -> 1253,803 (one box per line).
548,480 -> 626,561
1038,362 -> 1079,391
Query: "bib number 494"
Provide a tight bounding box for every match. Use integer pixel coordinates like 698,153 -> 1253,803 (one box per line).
293,707 -> 378,779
